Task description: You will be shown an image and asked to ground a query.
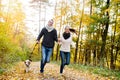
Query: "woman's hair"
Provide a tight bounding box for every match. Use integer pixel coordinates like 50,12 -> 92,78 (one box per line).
65,26 -> 70,29
65,26 -> 77,34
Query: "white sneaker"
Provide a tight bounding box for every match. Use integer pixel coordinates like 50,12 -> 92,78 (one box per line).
60,73 -> 63,75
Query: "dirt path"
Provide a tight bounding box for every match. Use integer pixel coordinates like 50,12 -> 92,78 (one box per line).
0,62 -> 109,80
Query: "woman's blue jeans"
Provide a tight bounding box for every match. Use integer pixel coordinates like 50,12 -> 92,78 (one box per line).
60,51 -> 70,73
40,45 -> 53,73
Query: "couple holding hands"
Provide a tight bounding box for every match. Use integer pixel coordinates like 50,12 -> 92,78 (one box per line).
36,19 -> 77,74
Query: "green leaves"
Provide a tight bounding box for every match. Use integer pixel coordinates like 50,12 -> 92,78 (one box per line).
90,15 -> 109,25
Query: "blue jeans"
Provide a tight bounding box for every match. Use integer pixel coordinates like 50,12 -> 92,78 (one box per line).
60,51 -> 70,73
40,45 -> 53,73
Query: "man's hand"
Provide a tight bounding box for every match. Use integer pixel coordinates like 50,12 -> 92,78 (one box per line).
36,40 -> 40,44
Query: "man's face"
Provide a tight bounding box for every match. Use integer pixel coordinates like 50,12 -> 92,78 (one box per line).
48,20 -> 53,27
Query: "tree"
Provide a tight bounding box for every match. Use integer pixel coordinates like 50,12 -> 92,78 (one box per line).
0,0 -> 28,70
110,0 -> 119,69
74,0 -> 85,63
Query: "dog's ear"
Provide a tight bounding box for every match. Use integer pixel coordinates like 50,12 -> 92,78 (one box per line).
29,59 -> 32,62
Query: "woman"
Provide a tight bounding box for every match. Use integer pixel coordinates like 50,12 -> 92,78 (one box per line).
58,26 -> 76,74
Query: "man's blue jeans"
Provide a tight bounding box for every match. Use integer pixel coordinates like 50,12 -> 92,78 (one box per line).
60,51 -> 70,73
40,45 -> 53,73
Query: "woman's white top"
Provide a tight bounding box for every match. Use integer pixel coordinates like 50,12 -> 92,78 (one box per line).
60,34 -> 75,52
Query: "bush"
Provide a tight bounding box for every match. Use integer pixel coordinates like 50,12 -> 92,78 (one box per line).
0,35 -> 30,74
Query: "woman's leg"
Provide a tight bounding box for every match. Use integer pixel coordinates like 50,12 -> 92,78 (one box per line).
65,52 -> 70,65
60,51 -> 65,73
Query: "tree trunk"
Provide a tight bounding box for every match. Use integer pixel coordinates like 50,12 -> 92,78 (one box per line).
110,30 -> 115,69
85,49 -> 88,65
39,0 -> 41,32
78,28 -> 83,64
55,45 -> 60,61
93,47 -> 96,66
56,0 -> 63,61
115,35 -> 120,66
110,3 -> 118,69
100,0 -> 110,67
74,0 -> 84,63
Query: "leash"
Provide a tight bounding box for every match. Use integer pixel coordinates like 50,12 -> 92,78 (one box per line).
28,43 -> 38,60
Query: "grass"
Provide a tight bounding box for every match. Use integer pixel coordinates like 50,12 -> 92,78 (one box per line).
0,64 -> 11,75
0,68 -> 5,74
51,61 -> 120,79
68,63 -> 120,79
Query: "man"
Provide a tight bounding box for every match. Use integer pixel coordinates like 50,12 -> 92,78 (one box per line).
36,19 -> 58,73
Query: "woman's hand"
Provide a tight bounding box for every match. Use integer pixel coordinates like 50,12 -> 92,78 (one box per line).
58,38 -> 61,45
58,38 -> 61,42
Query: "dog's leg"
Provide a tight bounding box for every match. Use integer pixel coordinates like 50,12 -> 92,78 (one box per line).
26,67 -> 29,73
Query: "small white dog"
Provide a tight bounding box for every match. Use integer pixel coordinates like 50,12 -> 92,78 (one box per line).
24,59 -> 32,73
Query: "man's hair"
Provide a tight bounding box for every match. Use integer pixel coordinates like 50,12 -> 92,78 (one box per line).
49,19 -> 54,23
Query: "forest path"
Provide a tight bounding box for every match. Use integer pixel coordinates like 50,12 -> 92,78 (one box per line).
0,62 -> 110,80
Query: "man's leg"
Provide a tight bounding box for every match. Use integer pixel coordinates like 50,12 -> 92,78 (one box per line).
40,46 -> 46,73
46,47 -> 53,63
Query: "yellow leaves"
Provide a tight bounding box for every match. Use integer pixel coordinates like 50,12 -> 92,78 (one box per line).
0,62 -> 113,80
82,14 -> 93,26
0,0 -> 25,46
112,0 -> 120,3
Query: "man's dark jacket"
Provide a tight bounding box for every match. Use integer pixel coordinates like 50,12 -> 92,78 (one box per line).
37,27 -> 58,48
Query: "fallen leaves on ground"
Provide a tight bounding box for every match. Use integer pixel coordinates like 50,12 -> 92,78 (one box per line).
0,62 -> 113,80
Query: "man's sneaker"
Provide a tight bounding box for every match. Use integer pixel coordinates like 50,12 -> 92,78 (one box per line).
40,70 -> 44,73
